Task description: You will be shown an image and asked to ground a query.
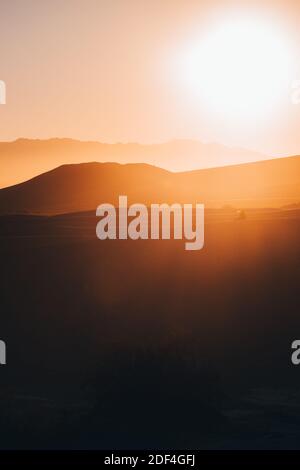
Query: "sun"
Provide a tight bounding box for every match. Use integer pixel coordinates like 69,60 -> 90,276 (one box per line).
181,12 -> 294,126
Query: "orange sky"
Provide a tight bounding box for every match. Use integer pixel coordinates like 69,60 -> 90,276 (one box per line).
0,0 -> 300,158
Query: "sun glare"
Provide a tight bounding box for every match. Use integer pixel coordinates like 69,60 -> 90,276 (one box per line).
182,12 -> 294,126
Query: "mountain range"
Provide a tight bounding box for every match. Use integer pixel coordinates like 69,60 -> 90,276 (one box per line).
0,138 -> 272,188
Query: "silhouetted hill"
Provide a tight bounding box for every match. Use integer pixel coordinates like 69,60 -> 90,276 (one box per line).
0,156 -> 299,214
0,138 -> 269,187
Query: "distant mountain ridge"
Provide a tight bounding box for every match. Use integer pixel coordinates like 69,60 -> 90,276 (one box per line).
0,156 -> 299,214
0,138 -> 271,188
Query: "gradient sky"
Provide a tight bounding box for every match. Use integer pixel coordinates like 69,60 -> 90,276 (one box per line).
0,0 -> 300,156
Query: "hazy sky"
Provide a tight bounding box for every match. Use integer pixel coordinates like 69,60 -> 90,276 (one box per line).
0,0 -> 300,156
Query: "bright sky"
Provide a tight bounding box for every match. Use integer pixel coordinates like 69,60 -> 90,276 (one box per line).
0,0 -> 300,157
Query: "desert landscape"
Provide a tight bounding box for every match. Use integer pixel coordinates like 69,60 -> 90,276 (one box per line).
0,154 -> 299,449
1,0 -> 300,456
